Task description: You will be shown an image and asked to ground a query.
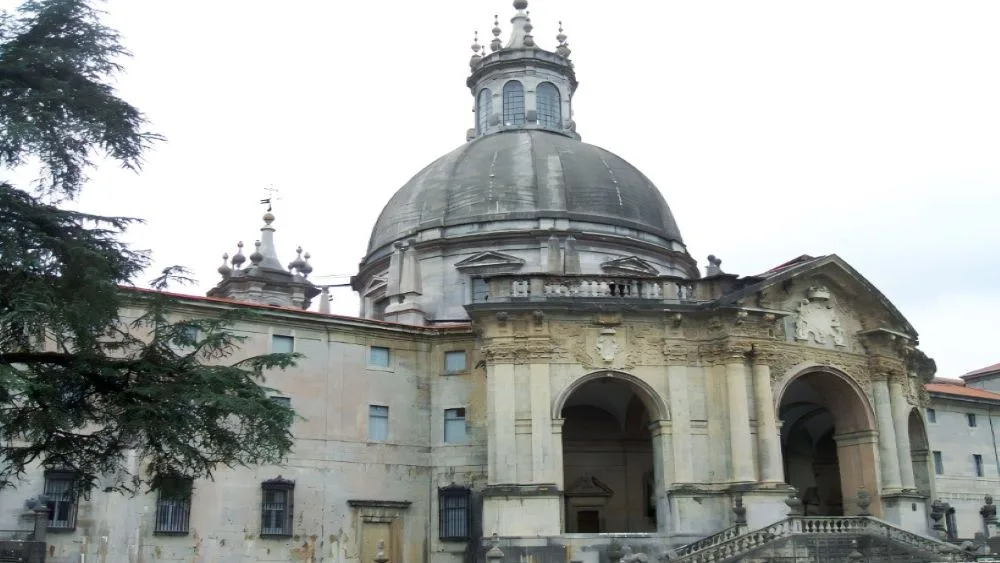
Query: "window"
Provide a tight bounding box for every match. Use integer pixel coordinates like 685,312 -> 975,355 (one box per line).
926,408 -> 936,423
369,346 -> 391,368
261,477 -> 294,537
444,408 -> 467,444
270,396 -> 291,408
476,88 -> 492,134
968,413 -> 978,427
974,454 -> 985,477
369,405 -> 389,441
502,81 -> 525,126
438,486 -> 471,541
272,334 -> 294,354
43,470 -> 77,531
444,351 -> 467,374
471,278 -> 489,303
933,451 -> 944,475
154,476 -> 193,535
536,82 -> 561,128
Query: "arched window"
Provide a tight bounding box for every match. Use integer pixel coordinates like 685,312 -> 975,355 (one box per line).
476,88 -> 492,134
536,82 -> 561,128
502,81 -> 525,126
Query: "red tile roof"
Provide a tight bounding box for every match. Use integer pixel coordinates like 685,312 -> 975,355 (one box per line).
758,254 -> 818,277
925,379 -> 1000,401
960,362 -> 1000,380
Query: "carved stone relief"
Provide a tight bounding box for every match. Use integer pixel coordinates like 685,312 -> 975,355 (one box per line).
793,286 -> 847,348
597,328 -> 619,363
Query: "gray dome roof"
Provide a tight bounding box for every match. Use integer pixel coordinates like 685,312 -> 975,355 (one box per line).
367,130 -> 684,256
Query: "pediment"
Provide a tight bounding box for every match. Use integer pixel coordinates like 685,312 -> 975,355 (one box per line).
362,274 -> 388,298
454,251 -> 525,274
565,475 -> 614,498
600,256 -> 659,277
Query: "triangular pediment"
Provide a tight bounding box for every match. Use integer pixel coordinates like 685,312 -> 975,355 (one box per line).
715,254 -> 916,339
454,251 -> 525,274
565,475 -> 614,497
600,256 -> 659,277
362,274 -> 388,297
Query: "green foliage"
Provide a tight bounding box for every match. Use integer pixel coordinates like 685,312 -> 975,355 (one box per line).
0,0 -> 298,496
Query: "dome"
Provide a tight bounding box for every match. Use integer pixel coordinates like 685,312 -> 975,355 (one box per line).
366,130 -> 684,257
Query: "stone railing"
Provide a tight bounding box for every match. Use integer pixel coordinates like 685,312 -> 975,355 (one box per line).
670,516 -> 975,563
670,524 -> 745,559
472,276 -> 704,304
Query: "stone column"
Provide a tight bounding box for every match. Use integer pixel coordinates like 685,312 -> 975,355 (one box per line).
649,420 -> 674,534
727,357 -> 757,482
667,364 -> 693,483
529,363 -> 554,484
752,359 -> 784,483
551,418 -> 565,490
872,377 -> 902,491
889,378 -> 916,490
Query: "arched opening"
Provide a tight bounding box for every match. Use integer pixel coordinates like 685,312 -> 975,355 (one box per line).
536,82 -> 561,128
908,409 -> 932,500
560,376 -> 658,534
778,368 -> 880,516
502,81 -> 525,126
476,88 -> 492,134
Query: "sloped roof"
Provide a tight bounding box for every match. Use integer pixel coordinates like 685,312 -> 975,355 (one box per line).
926,378 -> 1000,402
960,362 -> 1000,381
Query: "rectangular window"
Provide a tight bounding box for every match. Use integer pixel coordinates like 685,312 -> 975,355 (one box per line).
974,454 -> 985,477
43,470 -> 77,531
369,405 -> 389,441
272,334 -> 295,354
444,351 -> 467,373
369,346 -> 391,368
261,478 -> 294,537
471,278 -> 489,303
444,408 -> 467,444
968,413 -> 978,427
154,477 -> 193,535
926,408 -> 936,423
933,451 -> 944,475
438,487 -> 471,541
270,396 -> 291,407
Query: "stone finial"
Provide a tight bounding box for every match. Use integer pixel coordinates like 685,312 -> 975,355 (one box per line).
218,253 -> 232,278
784,492 -> 804,516
556,21 -> 571,58
231,241 -> 246,269
485,533 -> 504,561
491,14 -> 502,51
470,31 -> 483,68
847,539 -> 863,561
319,286 -> 331,314
288,246 -> 307,273
856,488 -> 872,516
374,539 -> 388,563
249,240 -> 264,265
299,252 -> 313,277
930,500 -> 947,534
705,254 -> 723,277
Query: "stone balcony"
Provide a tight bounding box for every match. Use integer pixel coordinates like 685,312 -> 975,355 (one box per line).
470,274 -> 711,307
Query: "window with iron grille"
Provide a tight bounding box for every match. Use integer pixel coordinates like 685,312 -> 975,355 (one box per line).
438,486 -> 471,541
154,476 -> 193,535
43,470 -> 77,531
502,81 -> 525,126
261,477 -> 294,537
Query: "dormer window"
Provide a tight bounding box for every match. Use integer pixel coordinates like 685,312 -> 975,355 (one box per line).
476,88 -> 492,134
502,81 -> 525,126
536,82 -> 561,128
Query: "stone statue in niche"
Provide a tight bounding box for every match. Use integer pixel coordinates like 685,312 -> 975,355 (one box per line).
793,286 -> 848,348
597,328 -> 618,363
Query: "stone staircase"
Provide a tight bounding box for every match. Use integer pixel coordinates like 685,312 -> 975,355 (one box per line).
667,516 -> 978,562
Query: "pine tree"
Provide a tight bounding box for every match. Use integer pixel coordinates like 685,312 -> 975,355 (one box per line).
0,0 -> 297,495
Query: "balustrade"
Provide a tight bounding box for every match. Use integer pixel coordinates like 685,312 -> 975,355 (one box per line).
473,276 -> 701,303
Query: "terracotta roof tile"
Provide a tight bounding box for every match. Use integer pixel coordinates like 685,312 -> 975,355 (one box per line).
925,381 -> 1000,401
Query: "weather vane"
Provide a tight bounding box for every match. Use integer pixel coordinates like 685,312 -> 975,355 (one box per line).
260,185 -> 281,212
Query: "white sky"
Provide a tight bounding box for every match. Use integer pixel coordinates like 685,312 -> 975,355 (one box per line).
18,1 -> 1000,379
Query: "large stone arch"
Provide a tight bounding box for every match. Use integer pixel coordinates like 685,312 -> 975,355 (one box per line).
776,363 -> 881,516
553,370 -> 668,534
551,369 -> 669,422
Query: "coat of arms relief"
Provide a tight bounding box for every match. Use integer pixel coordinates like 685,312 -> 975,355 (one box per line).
793,285 -> 847,348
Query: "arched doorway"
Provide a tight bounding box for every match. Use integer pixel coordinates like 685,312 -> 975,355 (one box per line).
559,374 -> 661,533
778,368 -> 880,516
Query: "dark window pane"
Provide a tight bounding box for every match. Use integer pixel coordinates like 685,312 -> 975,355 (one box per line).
536,82 -> 561,128
503,81 -> 524,126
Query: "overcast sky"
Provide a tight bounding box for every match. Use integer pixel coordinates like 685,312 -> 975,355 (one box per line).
22,1 -> 1000,379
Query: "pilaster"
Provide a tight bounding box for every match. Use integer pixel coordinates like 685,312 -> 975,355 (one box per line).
872,376 -> 903,492
487,363 -> 517,484
889,377 -> 916,490
667,364 -> 693,483
649,419 -> 674,534
529,362 -> 554,483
